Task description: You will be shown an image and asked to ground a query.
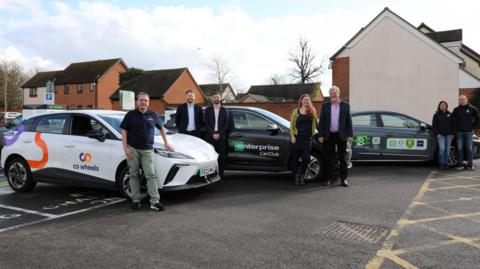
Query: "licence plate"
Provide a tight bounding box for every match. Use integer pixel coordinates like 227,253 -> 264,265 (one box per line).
198,166 -> 216,177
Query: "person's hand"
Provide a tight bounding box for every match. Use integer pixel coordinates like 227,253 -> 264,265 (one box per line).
291,136 -> 296,144
165,142 -> 175,152
125,147 -> 134,160
437,134 -> 442,139
213,133 -> 220,140
346,136 -> 353,142
318,137 -> 324,144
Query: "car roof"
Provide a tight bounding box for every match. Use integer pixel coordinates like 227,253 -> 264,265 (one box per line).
28,110 -> 126,119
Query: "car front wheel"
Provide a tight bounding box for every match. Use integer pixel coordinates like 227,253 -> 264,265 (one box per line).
116,165 -> 149,202
304,151 -> 325,182
6,157 -> 36,192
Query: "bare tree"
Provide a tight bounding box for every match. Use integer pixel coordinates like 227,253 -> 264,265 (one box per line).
207,54 -> 234,93
0,60 -> 29,111
288,37 -> 323,83
268,74 -> 285,85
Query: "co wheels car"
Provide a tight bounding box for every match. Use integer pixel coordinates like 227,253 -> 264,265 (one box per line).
5,157 -> 36,192
304,150 -> 324,182
115,164 -> 149,202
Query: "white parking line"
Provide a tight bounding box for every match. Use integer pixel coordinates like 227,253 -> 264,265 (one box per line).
0,198 -> 126,234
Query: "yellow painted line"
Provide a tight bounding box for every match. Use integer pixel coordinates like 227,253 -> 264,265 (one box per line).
417,223 -> 480,250
427,196 -> 480,204
429,184 -> 480,191
406,212 -> 480,224
365,172 -> 434,269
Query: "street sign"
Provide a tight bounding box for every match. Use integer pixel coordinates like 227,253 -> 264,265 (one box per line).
44,92 -> 54,105
120,90 -> 135,110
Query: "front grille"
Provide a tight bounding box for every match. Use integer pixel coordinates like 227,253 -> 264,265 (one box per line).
164,165 -> 180,185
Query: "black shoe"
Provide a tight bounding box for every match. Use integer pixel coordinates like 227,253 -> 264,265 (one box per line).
341,179 -> 349,187
131,202 -> 141,211
466,166 -> 475,171
455,165 -> 465,171
150,203 -> 164,211
324,180 -> 331,186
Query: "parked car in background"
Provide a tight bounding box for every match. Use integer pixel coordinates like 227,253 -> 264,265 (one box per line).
0,112 -> 21,124
351,111 -> 480,166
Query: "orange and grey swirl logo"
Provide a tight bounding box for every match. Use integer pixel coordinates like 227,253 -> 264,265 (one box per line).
79,152 -> 93,164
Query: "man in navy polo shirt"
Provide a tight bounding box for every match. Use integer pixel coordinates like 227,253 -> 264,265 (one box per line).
120,92 -> 174,211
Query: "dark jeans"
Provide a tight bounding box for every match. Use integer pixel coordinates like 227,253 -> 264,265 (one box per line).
209,137 -> 227,177
456,131 -> 474,167
325,133 -> 348,181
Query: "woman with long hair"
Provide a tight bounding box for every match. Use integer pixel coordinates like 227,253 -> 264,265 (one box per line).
290,94 -> 318,185
432,100 -> 455,170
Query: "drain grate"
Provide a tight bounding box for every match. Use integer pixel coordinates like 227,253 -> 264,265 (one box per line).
323,221 -> 388,243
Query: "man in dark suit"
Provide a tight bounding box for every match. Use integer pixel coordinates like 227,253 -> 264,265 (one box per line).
205,92 -> 229,177
318,86 -> 353,187
175,90 -> 204,138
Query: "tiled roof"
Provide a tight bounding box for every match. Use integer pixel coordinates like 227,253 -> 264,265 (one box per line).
21,70 -> 63,88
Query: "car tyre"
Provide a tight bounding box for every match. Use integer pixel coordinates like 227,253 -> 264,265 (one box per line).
116,165 -> 149,202
304,151 -> 325,182
6,157 -> 36,192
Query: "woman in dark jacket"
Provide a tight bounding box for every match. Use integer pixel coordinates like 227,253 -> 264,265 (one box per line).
290,94 -> 318,185
432,100 -> 455,169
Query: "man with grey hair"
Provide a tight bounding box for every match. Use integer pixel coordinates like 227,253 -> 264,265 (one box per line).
453,95 -> 479,170
120,92 -> 174,211
317,86 -> 353,187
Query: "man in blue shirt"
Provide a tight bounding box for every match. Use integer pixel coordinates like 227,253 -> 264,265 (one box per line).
120,92 -> 174,211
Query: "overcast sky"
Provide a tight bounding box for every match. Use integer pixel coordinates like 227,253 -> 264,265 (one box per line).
1,0 -> 479,94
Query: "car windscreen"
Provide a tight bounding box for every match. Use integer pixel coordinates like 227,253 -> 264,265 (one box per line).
100,114 -> 161,136
253,109 -> 291,128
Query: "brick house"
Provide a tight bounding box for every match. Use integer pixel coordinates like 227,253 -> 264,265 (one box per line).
233,83 -> 324,119
52,58 -> 128,110
110,68 -> 205,116
199,83 -> 236,103
330,7 -> 480,122
22,70 -> 62,105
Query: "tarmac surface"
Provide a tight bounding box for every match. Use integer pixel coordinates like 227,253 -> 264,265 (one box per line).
0,162 -> 479,269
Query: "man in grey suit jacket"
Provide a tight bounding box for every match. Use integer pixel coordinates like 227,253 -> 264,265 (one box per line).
317,86 -> 353,187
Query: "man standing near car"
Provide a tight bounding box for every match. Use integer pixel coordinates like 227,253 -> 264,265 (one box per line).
205,92 -> 229,177
318,86 -> 353,187
121,92 -> 174,211
453,95 -> 480,171
175,90 -> 204,138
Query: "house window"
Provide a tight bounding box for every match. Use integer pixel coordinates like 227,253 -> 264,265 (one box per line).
77,105 -> 83,109
46,81 -> 54,93
64,85 -> 69,94
89,83 -> 94,92
77,84 -> 83,93
29,88 -> 37,97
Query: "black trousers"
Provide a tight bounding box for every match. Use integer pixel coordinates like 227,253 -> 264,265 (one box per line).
325,132 -> 348,181
291,138 -> 312,175
209,137 -> 227,177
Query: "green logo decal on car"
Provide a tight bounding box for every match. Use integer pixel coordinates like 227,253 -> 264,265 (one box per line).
233,141 -> 245,152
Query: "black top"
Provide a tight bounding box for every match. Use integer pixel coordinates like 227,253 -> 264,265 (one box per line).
120,109 -> 162,150
317,101 -> 353,141
432,111 -> 455,135
453,104 -> 480,132
175,103 -> 204,133
204,106 -> 230,140
296,111 -> 313,139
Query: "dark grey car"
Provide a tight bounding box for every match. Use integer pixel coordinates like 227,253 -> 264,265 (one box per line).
351,111 -> 480,165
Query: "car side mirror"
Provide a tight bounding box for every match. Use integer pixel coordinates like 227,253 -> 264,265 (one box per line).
86,129 -> 106,142
266,123 -> 279,134
419,123 -> 427,131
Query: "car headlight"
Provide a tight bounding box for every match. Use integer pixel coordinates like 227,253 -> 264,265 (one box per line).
154,148 -> 193,159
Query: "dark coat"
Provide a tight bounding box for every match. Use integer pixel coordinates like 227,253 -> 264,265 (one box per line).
175,103 -> 204,134
317,101 -> 353,141
204,105 -> 230,140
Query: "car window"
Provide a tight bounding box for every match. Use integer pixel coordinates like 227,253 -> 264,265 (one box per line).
8,116 -> 23,129
71,115 -> 115,139
232,111 -> 271,130
35,115 -> 68,134
381,114 -> 419,129
100,114 -> 161,136
352,114 -> 377,127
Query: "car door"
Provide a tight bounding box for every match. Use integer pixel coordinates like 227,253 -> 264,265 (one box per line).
351,113 -> 383,160
61,114 -> 113,183
29,114 -> 69,180
378,113 -> 434,160
226,109 -> 288,170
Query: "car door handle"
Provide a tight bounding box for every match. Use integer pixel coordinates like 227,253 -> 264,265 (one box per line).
230,135 -> 244,139
65,144 -> 75,148
22,139 -> 32,143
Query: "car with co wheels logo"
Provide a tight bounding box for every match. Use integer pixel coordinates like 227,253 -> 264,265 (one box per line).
0,110 -> 220,201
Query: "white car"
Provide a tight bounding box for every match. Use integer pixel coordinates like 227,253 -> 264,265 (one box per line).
1,110 -> 220,200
